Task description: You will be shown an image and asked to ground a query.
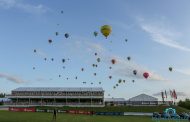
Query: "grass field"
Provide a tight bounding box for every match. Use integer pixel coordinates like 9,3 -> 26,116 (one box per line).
37,105 -> 190,113
0,110 -> 188,122
0,106 -> 189,122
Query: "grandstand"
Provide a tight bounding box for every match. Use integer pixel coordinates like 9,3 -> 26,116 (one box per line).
6,87 -> 104,107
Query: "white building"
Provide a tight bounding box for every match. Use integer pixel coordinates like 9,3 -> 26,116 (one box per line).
127,94 -> 158,106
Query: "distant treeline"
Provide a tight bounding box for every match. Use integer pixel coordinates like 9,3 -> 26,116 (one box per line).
0,93 -> 5,98
178,99 -> 190,110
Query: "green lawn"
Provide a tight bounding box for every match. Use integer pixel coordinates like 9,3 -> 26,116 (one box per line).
0,111 -> 188,122
36,106 -> 190,113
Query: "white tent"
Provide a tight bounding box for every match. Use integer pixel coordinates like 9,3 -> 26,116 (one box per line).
128,94 -> 158,102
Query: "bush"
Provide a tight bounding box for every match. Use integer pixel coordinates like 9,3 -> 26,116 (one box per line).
0,102 -> 3,105
178,99 -> 190,110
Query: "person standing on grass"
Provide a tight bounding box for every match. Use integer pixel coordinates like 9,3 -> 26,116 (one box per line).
53,109 -> 57,121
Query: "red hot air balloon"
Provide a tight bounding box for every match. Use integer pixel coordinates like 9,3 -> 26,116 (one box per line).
143,72 -> 149,79
111,59 -> 116,64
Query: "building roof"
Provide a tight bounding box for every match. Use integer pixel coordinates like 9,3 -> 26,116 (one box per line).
12,87 -> 104,92
104,98 -> 126,102
128,94 -> 158,101
7,96 -> 103,99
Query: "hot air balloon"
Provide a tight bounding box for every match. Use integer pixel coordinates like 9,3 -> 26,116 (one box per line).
99,82 -> 101,84
111,59 -> 116,64
113,86 -> 116,89
169,67 -> 173,72
33,67 -> 35,70
55,32 -> 59,36
118,79 -> 122,83
127,57 -> 131,61
81,68 -> 84,71
66,78 -> 69,80
132,80 -> 135,83
97,58 -> 101,62
65,33 -> 69,38
109,76 -> 112,79
116,84 -> 119,87
34,49 -> 37,53
143,72 -> 149,79
94,73 -> 97,76
59,75 -> 61,77
75,76 -> 78,80
125,39 -> 128,42
44,58 -> 47,61
101,25 -> 112,38
94,31 -> 98,37
92,64 -> 96,67
133,70 -> 137,75
123,80 -> 126,83
62,59 -> 65,63
95,53 -> 97,56
48,39 -> 52,44
95,64 -> 98,67
91,82 -> 93,85
51,58 -> 54,61
109,66 -> 112,69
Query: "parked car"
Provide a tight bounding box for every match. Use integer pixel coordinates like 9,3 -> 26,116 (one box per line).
152,112 -> 161,118
170,113 -> 180,119
179,113 -> 190,119
161,112 -> 170,119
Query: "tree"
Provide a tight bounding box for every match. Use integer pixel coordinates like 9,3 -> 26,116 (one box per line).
178,99 -> 190,110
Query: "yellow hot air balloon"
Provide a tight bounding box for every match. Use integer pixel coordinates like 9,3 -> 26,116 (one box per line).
101,25 -> 112,38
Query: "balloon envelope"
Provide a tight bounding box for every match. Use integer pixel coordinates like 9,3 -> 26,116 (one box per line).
169,67 -> 173,71
100,25 -> 112,38
62,59 -> 65,63
97,58 -> 101,62
111,59 -> 116,64
133,70 -> 137,75
143,72 -> 149,79
65,33 -> 69,38
48,39 -> 52,43
94,31 -> 98,37
127,57 -> 131,61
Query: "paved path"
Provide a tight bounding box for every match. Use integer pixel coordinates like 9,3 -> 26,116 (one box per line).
0,106 -> 8,110
124,112 -> 152,116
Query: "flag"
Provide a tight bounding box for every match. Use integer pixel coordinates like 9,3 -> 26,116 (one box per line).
165,90 -> 167,98
161,91 -> 165,103
161,91 -> 164,98
173,89 -> 177,99
170,90 -> 173,98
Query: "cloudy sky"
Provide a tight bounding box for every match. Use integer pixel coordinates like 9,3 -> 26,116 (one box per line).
0,0 -> 190,100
